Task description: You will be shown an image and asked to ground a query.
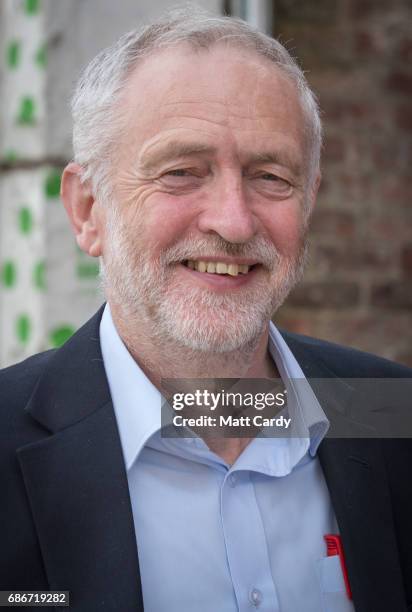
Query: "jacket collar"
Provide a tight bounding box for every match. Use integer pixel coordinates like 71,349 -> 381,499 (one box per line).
24,304 -> 110,433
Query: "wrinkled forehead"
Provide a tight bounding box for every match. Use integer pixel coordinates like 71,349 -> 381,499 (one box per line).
113,43 -> 307,168
119,42 -> 303,123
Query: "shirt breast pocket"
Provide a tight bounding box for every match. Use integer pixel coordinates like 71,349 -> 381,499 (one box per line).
316,555 -> 356,612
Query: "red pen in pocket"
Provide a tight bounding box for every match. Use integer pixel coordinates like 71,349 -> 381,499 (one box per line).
324,534 -> 352,600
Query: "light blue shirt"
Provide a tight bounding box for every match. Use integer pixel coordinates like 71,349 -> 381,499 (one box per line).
100,305 -> 355,612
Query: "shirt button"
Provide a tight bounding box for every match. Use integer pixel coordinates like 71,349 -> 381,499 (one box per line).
228,473 -> 237,487
250,588 -> 262,607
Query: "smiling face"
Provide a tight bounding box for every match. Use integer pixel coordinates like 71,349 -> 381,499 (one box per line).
99,44 -> 318,352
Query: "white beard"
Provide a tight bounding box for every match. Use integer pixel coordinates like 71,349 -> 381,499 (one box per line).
100,206 -> 308,354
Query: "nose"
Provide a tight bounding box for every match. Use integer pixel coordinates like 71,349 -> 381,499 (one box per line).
197,171 -> 257,243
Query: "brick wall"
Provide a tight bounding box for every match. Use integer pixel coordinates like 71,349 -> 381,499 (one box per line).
273,0 -> 412,366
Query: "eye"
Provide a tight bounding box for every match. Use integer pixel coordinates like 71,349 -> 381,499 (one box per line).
158,168 -> 204,191
165,169 -> 190,177
250,172 -> 293,197
259,173 -> 287,182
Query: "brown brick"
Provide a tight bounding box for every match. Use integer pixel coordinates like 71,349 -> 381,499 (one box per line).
380,177 -> 411,208
354,31 -> 377,56
372,140 -> 397,170
371,282 -> 412,308
311,210 -> 355,238
323,99 -> 346,121
354,30 -> 383,58
396,104 -> 412,131
369,216 -> 412,243
323,99 -> 373,121
274,0 -> 339,24
345,102 -> 371,119
401,245 -> 412,277
324,135 -> 345,162
348,0 -> 396,20
346,173 -> 375,202
287,282 -> 360,309
399,38 -> 412,64
385,71 -> 412,95
313,243 -> 396,272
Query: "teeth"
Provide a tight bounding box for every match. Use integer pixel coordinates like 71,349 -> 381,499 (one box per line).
216,263 -> 228,274
185,260 -> 251,276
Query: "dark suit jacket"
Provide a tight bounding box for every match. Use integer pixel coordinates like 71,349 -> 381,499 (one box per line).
1,306 -> 412,611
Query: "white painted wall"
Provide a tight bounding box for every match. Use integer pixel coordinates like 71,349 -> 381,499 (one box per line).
0,0 -> 223,366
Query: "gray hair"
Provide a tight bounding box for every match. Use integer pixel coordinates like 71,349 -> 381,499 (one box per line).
71,6 -> 322,203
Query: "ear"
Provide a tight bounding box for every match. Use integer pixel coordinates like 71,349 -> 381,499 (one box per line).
61,162 -> 103,257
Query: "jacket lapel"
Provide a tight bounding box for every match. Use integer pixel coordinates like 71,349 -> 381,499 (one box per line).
282,331 -> 408,612
17,307 -> 143,611
318,439 -> 407,612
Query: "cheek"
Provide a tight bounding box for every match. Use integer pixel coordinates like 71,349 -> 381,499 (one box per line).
260,205 -> 305,256
139,194 -> 198,250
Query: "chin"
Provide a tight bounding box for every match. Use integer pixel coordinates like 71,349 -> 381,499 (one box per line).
154,295 -> 274,354
164,325 -> 261,354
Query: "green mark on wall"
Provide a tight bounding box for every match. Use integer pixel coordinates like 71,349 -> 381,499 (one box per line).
24,0 -> 40,15
18,207 -> 33,234
16,315 -> 31,344
35,44 -> 47,68
3,150 -> 18,163
50,325 -> 75,348
33,261 -> 45,290
76,262 -> 100,279
1,261 -> 16,287
44,170 -> 61,198
7,41 -> 21,69
17,97 -> 36,125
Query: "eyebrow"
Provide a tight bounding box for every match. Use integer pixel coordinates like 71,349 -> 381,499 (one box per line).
138,139 -> 303,176
249,151 -> 303,177
139,141 -> 216,172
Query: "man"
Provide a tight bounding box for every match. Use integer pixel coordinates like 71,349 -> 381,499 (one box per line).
1,8 -> 411,612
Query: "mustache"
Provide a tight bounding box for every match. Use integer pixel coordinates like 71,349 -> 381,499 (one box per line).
160,236 -> 281,270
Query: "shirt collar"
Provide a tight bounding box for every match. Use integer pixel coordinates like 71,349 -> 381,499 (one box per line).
100,305 -> 162,469
100,304 -> 329,470
268,322 -> 329,456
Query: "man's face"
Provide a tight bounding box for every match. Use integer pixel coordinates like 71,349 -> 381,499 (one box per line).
100,44 -> 315,352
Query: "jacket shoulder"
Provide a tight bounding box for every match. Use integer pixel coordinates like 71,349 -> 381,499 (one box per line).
280,330 -> 412,378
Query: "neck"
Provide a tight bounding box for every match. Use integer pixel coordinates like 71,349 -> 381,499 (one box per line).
109,302 -> 278,387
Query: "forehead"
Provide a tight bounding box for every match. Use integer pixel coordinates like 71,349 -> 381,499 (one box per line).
118,43 -> 306,160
